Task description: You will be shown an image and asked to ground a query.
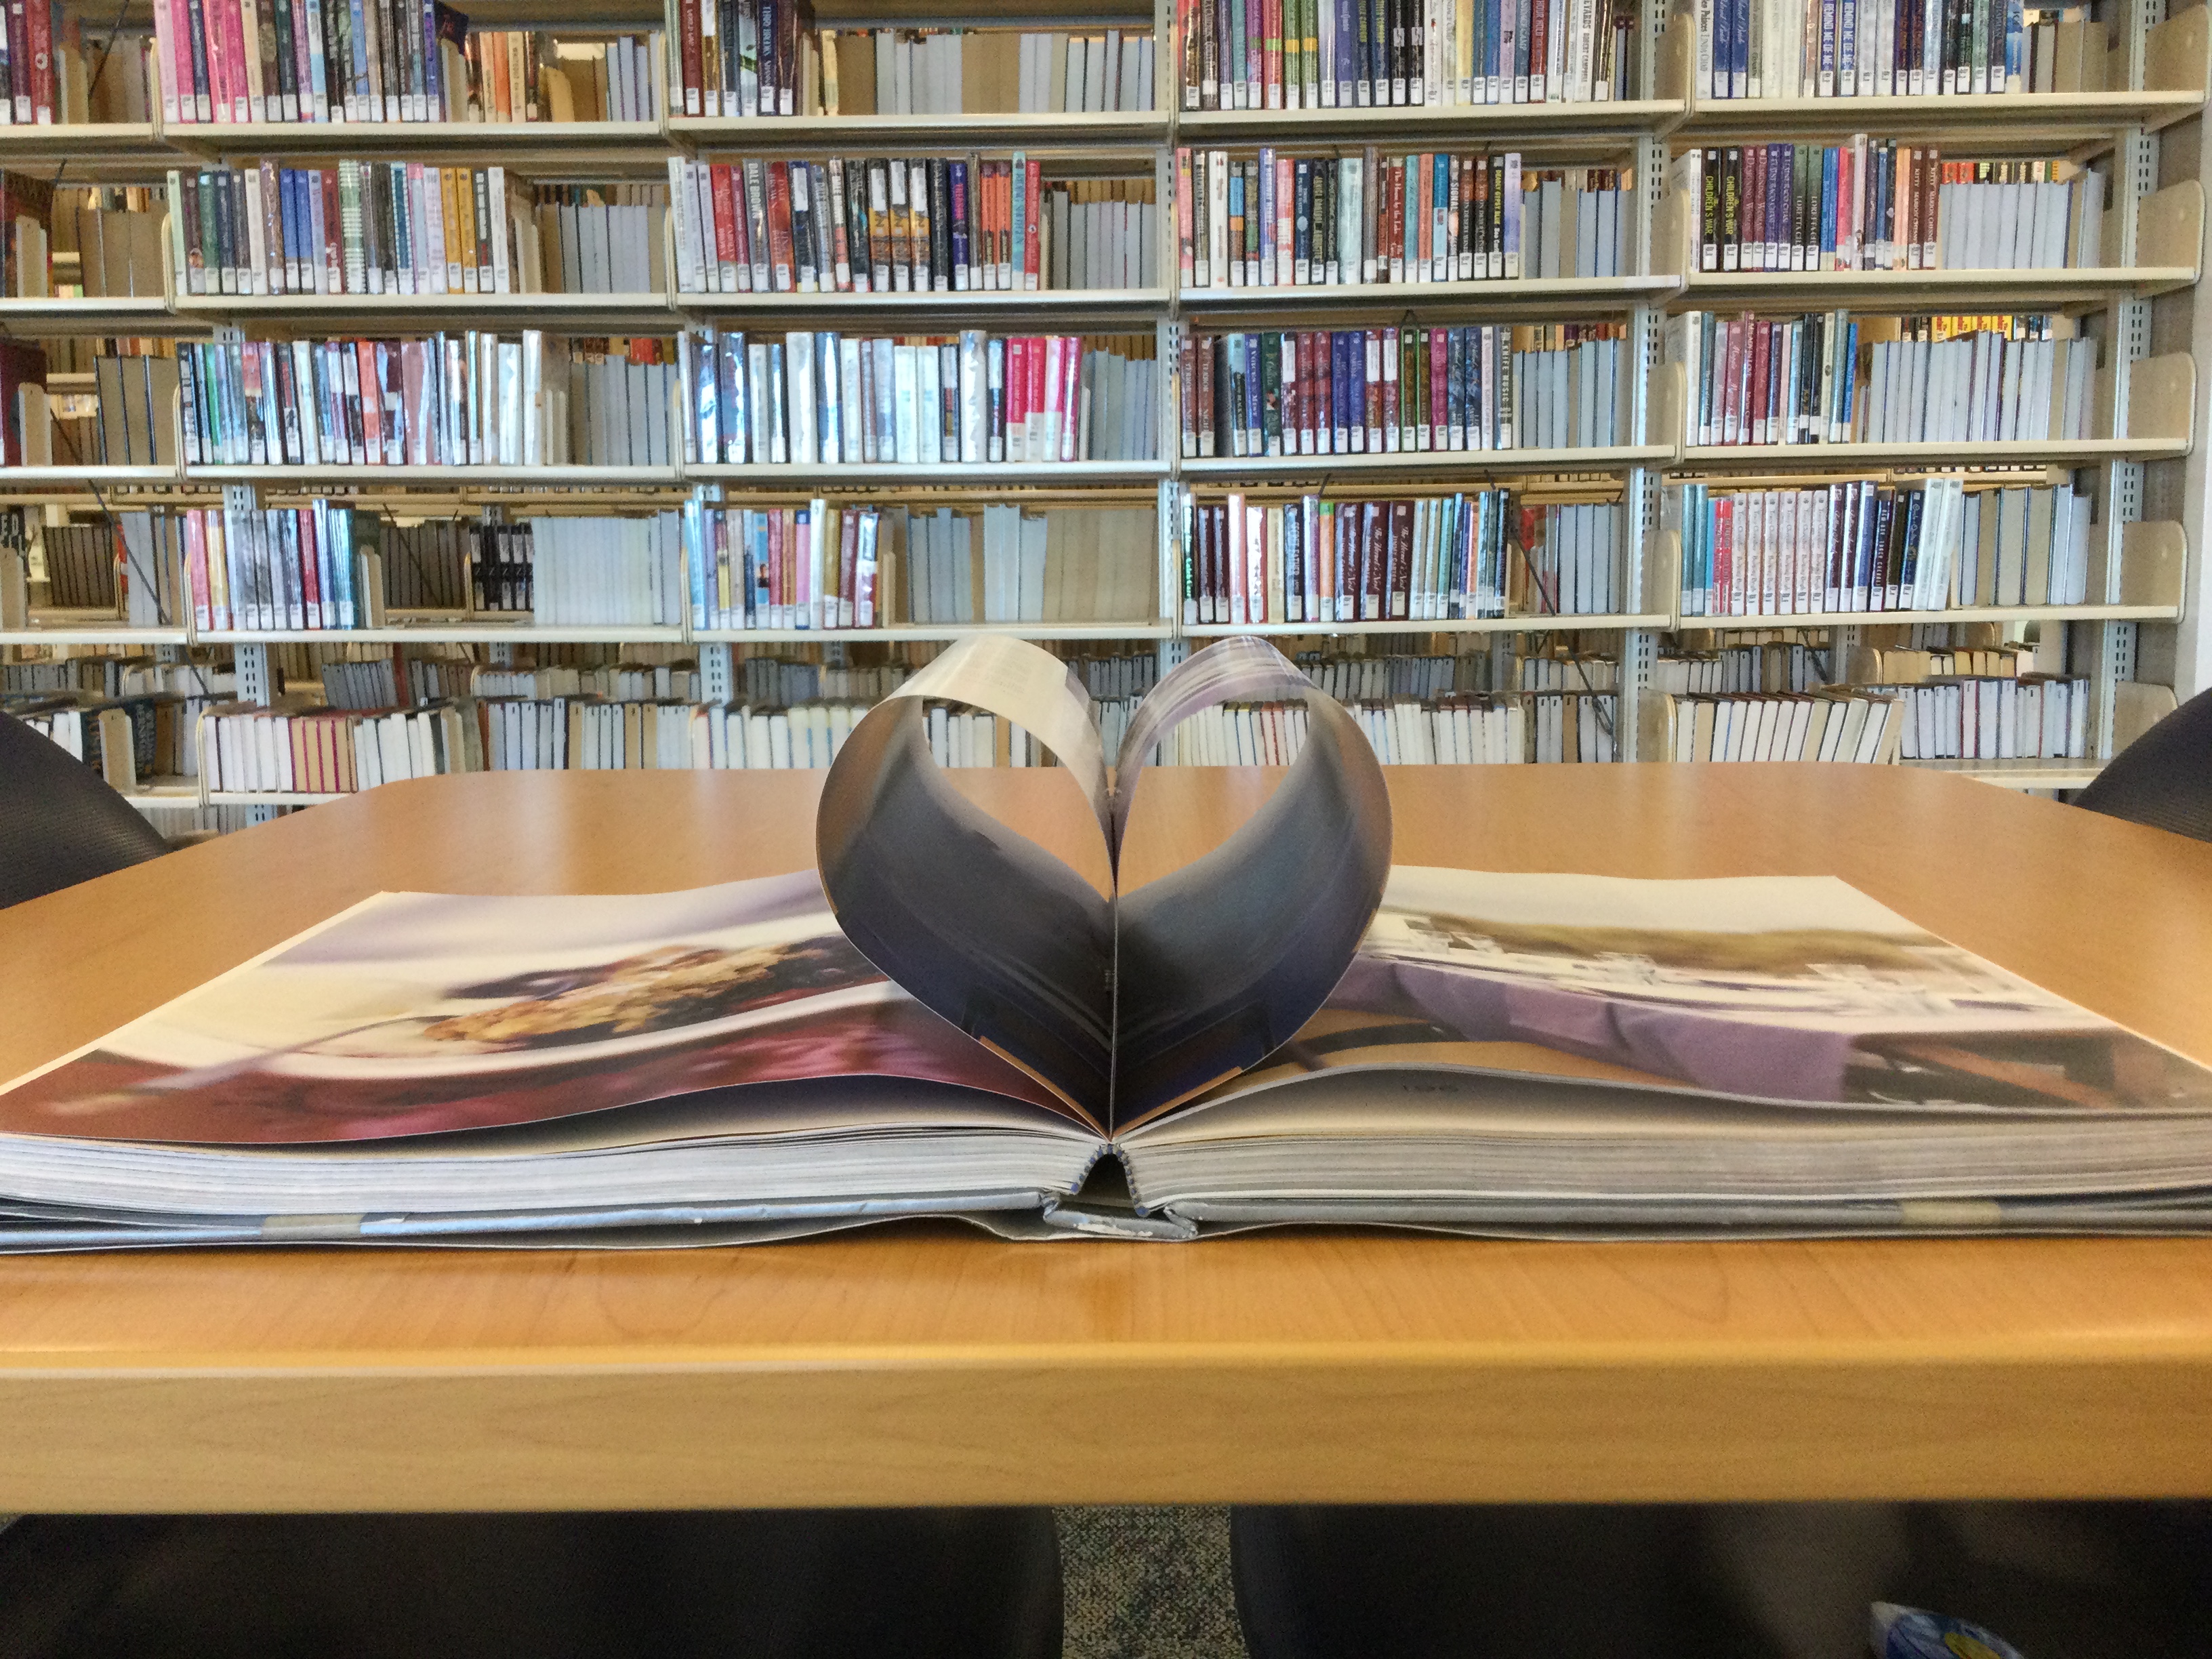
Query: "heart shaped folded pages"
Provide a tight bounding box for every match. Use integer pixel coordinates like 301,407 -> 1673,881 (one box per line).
815,637 -> 1393,1131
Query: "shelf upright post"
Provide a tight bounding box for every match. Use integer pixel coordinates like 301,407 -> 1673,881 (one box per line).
227,486 -> 279,822
1617,123 -> 1673,760
1158,478 -> 1184,649
2088,121 -> 2161,758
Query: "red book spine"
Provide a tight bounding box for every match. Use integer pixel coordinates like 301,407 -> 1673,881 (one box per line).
354,341 -> 382,461
678,0 -> 702,113
766,163 -> 793,291
1006,335 -> 1029,455
1749,321 -> 1771,444
1023,158 -> 1042,289
711,164 -> 739,286
321,168 -> 342,291
1429,326 -> 1446,447
297,511 -> 321,621
1179,331 -> 1195,455
28,0 -> 52,122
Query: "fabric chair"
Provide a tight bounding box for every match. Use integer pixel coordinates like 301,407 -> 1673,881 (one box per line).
0,1508 -> 1063,1659
0,712 -> 169,908
1229,1501 -> 2212,1659
2074,687 -> 2212,843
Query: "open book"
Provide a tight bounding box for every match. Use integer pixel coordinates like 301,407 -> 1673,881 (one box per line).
7,636 -> 2212,1251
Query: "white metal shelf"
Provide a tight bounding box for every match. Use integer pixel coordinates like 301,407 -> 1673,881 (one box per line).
1182,613 -> 1675,636
688,460 -> 1170,485
1677,267 -> 2201,310
1180,275 -> 1681,317
1900,756 -> 2106,790
172,292 -> 684,332
695,620 -> 1174,642
1677,604 -> 2184,629
1679,438 -> 2191,467
195,626 -> 689,644
1181,445 -> 1674,479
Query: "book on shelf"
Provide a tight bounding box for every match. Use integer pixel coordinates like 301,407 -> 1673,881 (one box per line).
527,514 -> 685,627
1666,686 -> 1904,761
1698,0 -> 2100,99
1187,322 -> 1624,458
167,161 -> 534,298
148,0 -> 657,127
24,634 -> 2212,1250
1177,0 -> 1640,108
1658,638 -> 1827,692
1184,488 -> 1519,622
0,0 -> 65,123
1179,148 -> 1629,289
1672,477 -> 2092,617
684,499 -> 1158,632
843,27 -> 1156,115
195,694 -> 478,792
1678,144 -> 2102,274
45,185 -> 171,300
1,171 -> 54,298
12,684 -> 218,785
0,338 -> 45,466
89,350 -> 182,468
1886,672 -> 2089,760
669,153 -> 1156,296
669,7 -> 1155,119
171,331 -> 675,468
534,184 -> 666,295
682,325 -> 1158,467
176,499 -> 359,630
1668,310 -> 2093,447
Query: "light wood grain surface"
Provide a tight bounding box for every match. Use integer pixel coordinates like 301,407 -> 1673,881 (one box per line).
4,765 -> 2212,1512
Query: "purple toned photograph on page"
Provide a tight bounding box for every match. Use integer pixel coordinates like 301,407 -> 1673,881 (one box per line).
0,871 -> 1069,1146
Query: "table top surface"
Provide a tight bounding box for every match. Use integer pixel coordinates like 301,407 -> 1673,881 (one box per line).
5,763 -> 2212,1512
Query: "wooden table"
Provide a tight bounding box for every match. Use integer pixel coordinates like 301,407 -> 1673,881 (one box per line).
5,764 -> 2212,1513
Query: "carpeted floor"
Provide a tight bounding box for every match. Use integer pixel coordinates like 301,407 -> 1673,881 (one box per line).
1056,1507 -> 1250,1659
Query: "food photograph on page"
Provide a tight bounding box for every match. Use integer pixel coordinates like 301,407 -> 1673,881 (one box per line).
1206,866 -> 2212,1115
0,872 -> 1073,1147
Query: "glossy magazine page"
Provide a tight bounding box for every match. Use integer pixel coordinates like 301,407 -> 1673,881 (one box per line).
0,869 -> 1080,1147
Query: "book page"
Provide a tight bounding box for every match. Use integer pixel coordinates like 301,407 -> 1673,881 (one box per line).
0,872 -> 1084,1146
1175,866 -> 2212,1120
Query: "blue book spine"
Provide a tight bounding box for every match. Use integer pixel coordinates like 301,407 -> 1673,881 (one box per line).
1713,0 -> 1734,99
1230,0 -> 1248,103
1838,0 -> 1857,87
684,499 -> 706,628
1244,334 -> 1263,451
346,0 -> 370,106
1819,148 -> 1837,266
2004,0 -> 2023,88
948,161 -> 969,283
1818,0 -> 1837,90
1227,170 -> 1244,278
1336,0 -> 1355,101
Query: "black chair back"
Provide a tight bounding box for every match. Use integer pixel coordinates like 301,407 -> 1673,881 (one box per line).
2074,688 -> 2212,844
0,712 -> 170,908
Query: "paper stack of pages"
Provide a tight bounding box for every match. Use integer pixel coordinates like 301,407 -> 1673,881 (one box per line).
7,635 -> 2212,1251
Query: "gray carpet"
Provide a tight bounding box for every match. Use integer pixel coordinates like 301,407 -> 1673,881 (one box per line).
1056,1507 -> 1250,1659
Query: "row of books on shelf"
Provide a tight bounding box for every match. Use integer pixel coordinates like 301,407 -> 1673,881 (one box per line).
1886,670 -> 2091,758
686,501 -> 1160,630
182,680 -> 1682,794
1679,144 -> 2104,273
317,652 -> 703,708
165,333 -> 678,469
1185,323 -> 1627,458
150,0 -> 660,127
1671,476 -> 2093,616
670,13 -> 1157,119
682,327 -> 1160,467
1180,491 -> 1624,621
1695,0 -> 2091,100
1174,151 -> 1630,290
1664,685 -> 1904,760
169,165 -> 663,299
669,155 -> 1155,297
1175,0 -> 1641,110
1670,311 -> 2093,447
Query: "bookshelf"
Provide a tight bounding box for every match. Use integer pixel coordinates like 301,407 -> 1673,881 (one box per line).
1,0 -> 2203,808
